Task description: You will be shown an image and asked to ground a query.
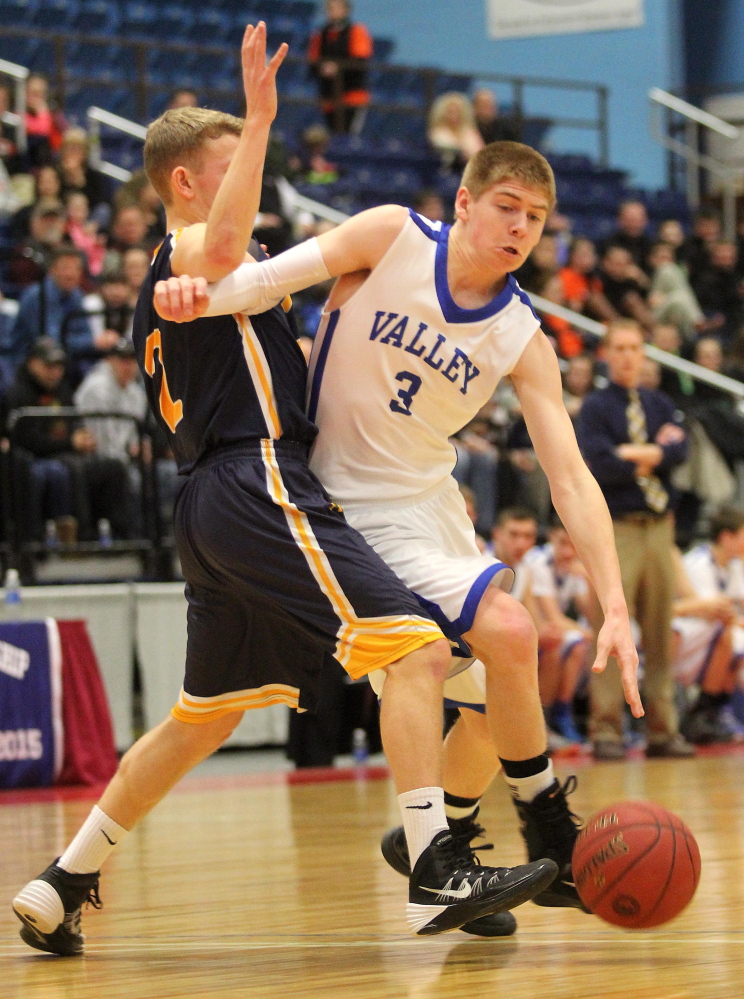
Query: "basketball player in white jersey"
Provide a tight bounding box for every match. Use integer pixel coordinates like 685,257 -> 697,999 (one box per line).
155,141 -> 642,927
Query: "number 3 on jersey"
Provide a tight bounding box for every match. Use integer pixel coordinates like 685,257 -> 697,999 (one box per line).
145,329 -> 183,433
390,370 -> 422,417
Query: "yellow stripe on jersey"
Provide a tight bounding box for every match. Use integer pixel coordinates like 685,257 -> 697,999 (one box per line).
236,315 -> 282,439
259,440 -> 443,679
172,684 -> 300,723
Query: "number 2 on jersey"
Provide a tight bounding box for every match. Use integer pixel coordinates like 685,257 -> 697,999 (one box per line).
389,370 -> 422,417
145,329 -> 183,433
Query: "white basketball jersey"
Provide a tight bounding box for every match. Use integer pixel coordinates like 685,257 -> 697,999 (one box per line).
307,211 -> 540,504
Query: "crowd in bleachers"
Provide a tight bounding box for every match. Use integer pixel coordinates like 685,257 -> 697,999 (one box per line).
2,0 -> 744,751
0,70 -> 177,550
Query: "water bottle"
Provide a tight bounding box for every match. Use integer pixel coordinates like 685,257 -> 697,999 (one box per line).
352,727 -> 369,765
98,518 -> 113,549
3,568 -> 21,605
45,520 -> 58,550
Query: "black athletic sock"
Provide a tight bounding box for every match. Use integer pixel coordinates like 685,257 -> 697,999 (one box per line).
499,754 -> 554,803
444,791 -> 480,820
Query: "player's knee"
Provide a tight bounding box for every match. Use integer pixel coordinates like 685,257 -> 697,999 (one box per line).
202,710 -> 244,748
385,637 -> 450,684
472,599 -> 537,660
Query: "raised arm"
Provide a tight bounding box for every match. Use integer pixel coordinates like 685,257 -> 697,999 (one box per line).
169,23 -> 288,282
510,330 -> 643,717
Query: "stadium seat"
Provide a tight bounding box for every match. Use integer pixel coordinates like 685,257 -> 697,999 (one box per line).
73,0 -> 120,35
0,0 -> 38,27
121,2 -> 157,39
185,9 -> 232,46
373,38 -> 396,62
65,82 -> 138,125
0,35 -> 38,67
188,48 -> 233,91
66,40 -> 133,83
151,4 -> 194,42
25,38 -> 57,75
31,0 -> 79,29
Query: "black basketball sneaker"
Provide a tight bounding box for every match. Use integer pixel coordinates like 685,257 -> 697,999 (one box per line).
513,776 -> 590,911
13,861 -> 102,956
382,809 -> 518,936
407,829 -> 558,935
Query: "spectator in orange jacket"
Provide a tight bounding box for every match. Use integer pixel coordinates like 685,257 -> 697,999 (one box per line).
308,0 -> 373,134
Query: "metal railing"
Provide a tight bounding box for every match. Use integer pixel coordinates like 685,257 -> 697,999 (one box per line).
0,55 -> 27,154
529,292 -> 744,404
0,23 -> 609,163
87,105 -> 146,182
79,102 -> 744,406
649,87 -> 742,240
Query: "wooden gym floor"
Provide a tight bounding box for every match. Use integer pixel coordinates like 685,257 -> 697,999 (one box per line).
1,748 -> 743,999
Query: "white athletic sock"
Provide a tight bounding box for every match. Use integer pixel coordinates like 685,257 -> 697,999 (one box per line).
502,759 -> 555,803
58,805 -> 129,874
398,787 -> 448,869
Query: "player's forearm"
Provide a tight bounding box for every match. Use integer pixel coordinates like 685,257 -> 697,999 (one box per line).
551,466 -> 627,618
203,237 -> 331,316
202,118 -> 272,279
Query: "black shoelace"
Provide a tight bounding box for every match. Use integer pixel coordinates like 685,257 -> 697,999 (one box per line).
449,820 -> 495,868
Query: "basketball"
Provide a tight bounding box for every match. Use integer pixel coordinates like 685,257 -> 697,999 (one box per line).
572,801 -> 701,929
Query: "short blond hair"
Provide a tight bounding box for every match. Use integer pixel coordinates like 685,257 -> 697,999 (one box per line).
144,107 -> 244,205
461,141 -> 556,210
602,318 -> 644,348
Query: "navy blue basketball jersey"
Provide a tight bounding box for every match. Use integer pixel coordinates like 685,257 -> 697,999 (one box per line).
132,232 -> 317,474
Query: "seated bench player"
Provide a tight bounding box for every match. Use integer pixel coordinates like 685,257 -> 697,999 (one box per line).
525,519 -> 593,744
10,26 -> 559,958
155,138 -> 644,933
673,508 -> 744,743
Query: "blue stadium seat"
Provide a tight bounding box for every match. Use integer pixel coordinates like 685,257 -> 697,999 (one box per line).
26,38 -> 56,75
433,73 -> 473,98
0,35 -> 38,67
31,0 -> 79,29
274,101 -> 323,140
121,2 -> 157,38
152,4 -> 193,42
66,40 -> 133,83
373,38 -> 395,62
371,69 -> 425,109
185,9 -> 231,45
145,46 -> 195,87
0,0 -> 38,27
65,82 -> 138,124
188,48 -> 233,91
73,0 -> 120,35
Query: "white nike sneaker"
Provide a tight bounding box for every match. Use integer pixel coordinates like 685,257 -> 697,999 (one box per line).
406,829 -> 558,935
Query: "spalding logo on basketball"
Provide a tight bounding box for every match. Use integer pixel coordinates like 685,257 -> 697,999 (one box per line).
572,801 -> 701,929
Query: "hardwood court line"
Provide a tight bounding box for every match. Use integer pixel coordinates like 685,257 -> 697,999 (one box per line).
3,931 -> 744,955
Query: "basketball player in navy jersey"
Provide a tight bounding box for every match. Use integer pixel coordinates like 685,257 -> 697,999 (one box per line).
155,137 -> 644,934
11,25 -> 557,956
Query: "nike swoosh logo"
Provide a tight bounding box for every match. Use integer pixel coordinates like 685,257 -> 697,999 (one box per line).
420,882 -> 473,899
405,802 -> 433,810
101,830 -> 117,846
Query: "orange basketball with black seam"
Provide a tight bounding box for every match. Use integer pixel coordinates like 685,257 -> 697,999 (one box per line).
572,801 -> 701,928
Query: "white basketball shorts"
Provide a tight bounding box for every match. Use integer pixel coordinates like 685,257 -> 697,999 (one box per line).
342,476 -> 514,708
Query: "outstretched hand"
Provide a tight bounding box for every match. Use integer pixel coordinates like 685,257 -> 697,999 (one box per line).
154,275 -> 210,323
592,610 -> 644,718
241,22 -> 288,125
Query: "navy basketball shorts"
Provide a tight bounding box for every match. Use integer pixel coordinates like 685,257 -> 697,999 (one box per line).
170,440 -> 444,724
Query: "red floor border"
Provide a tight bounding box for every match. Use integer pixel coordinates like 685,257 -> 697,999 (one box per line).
0,763 -> 391,805
3,743 -> 744,807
